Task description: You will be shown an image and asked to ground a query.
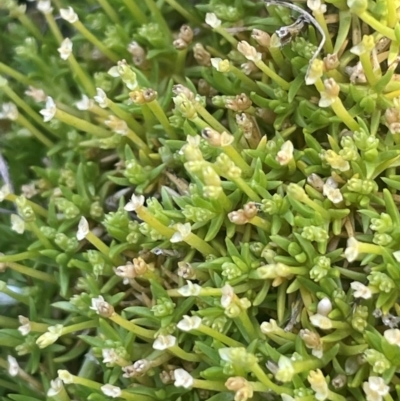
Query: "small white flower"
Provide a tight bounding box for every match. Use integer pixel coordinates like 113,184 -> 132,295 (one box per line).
305,59 -> 324,85
57,369 -> 74,384
205,13 -> 221,29
221,284 -> 235,308
0,184 -> 11,202
308,369 -> 329,400
153,335 -> 177,350
317,298 -> 332,316
37,0 -> 53,14
25,86 -> 47,103
237,41 -> 262,63
174,368 -> 194,388
21,183 -> 37,199
276,141 -> 294,166
57,38 -> 73,60
36,325 -> 63,349
76,216 -> 89,240
47,378 -> 63,397
101,384 -> 122,398
60,7 -> 79,23
211,58 -> 230,73
345,237 -> 359,262
39,97 -> 57,122
75,95 -> 94,111
350,281 -> 372,299
93,88 -> 109,108
11,214 -> 25,234
90,295 -> 106,314
104,115 -> 128,135
170,223 -> 192,243
177,315 -> 202,331
124,194 -> 145,212
108,60 -> 138,90
7,355 -> 19,377
307,0 -> 327,13
310,298 -> 333,330
0,103 -> 18,121
102,348 -> 119,364
275,355 -> 295,383
177,280 -> 202,297
323,177 -> 343,203
384,329 -> 400,346
18,315 -> 31,336
260,319 -> 280,334
363,376 -> 389,401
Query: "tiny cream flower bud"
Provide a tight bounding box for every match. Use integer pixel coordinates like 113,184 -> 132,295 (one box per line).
317,298 -> 332,315
104,115 -> 128,135
237,41 -> 262,63
18,315 -> 31,336
300,329 -> 323,358
276,140 -> 294,165
37,0 -> 53,14
323,177 -> 343,203
153,335 -> 177,350
324,54 -> 340,71
47,378 -> 63,397
25,86 -> 47,103
93,88 -> 109,108
384,329 -> 400,346
319,78 -> 340,107
177,315 -> 202,331
75,95 -> 94,110
178,280 -> 202,297
363,376 -> 389,401
306,59 -> 324,85
174,38 -> 188,50
57,38 -> 73,60
308,369 -> 329,400
0,103 -> 19,121
60,7 -> 79,23
39,97 -> 57,122
221,284 -> 235,308
179,25 -> 193,43
307,173 -> 324,191
124,194 -> 145,211
174,368 -> 194,388
307,0 -> 327,13
260,319 -> 280,334
101,384 -> 122,398
76,216 -> 89,240
7,355 -> 19,377
243,202 -> 258,219
11,214 -> 25,234
0,184 -> 11,202
193,43 -> 211,66
36,325 -> 63,349
170,222 -> 191,243
225,377 -> 254,401
57,369 -> 74,384
345,237 -> 359,262
90,295 -> 115,317
228,210 -> 249,225
251,29 -> 271,47
122,360 -> 151,378
205,13 -> 221,29
211,58 -> 230,73
350,281 -> 372,299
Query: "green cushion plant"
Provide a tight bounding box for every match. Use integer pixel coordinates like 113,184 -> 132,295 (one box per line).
1,0 -> 400,400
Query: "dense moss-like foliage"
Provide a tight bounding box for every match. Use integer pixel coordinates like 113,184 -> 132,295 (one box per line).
2,0 -> 400,400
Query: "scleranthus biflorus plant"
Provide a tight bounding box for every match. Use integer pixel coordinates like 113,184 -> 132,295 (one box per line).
2,0 -> 400,400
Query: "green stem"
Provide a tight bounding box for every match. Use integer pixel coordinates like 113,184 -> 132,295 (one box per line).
67,55 -> 96,97
136,206 -> 175,238
251,364 -> 293,395
27,222 -> 55,249
387,0 -> 397,27
0,251 -> 40,263
214,27 -> 238,47
198,324 -> 243,347
147,100 -> 177,139
109,102 -> 144,135
18,14 -> 43,42
170,345 -> 201,362
2,85 -> 54,137
358,11 -> 396,40
2,194 -> 47,218
230,65 -> 261,92
126,129 -> 151,152
0,284 -> 30,305
185,232 -> 219,256
195,103 -> 227,134
192,379 -> 227,392
223,145 -> 252,176
7,261 -> 57,283
44,13 -> 63,44
360,52 -> 378,85
110,313 -> 156,339
122,0 -> 148,24
164,0 -> 202,24
330,98 -> 360,131
232,177 -> 261,201
0,63 -> 34,86
254,60 -> 290,90
54,109 -> 111,137
249,216 -> 270,232
72,21 -> 119,62
314,12 -> 334,53
16,114 -> 54,147
97,0 -> 121,23
61,320 -> 97,335
0,315 -> 19,328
